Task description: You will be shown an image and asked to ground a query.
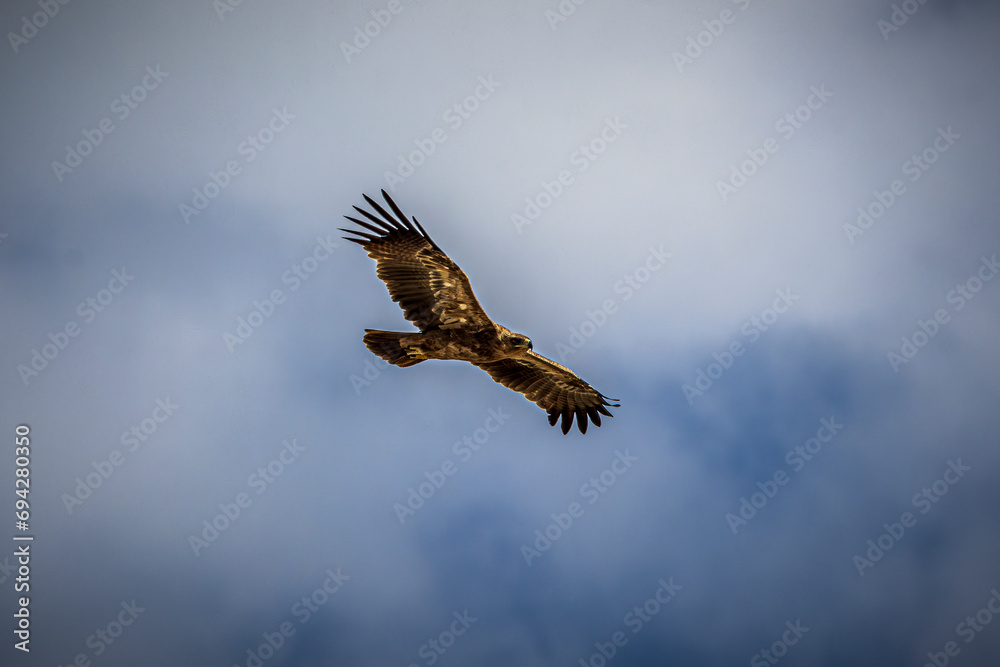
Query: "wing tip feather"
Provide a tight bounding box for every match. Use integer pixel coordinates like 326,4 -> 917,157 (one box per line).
344,192 -> 443,253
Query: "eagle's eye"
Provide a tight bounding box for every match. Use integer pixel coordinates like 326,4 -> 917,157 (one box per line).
527,340 -> 533,350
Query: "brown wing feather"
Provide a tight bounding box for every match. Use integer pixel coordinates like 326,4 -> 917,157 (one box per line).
340,190 -> 492,332
474,351 -> 619,434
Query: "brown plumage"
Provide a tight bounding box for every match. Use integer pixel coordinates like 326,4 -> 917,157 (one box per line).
340,190 -> 618,434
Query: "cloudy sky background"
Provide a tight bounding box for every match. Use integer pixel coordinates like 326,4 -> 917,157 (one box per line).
2,0 -> 999,664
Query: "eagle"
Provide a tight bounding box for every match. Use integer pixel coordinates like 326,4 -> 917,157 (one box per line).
341,190 -> 619,434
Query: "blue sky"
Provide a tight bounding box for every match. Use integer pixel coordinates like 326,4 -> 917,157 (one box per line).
2,0 -> 999,665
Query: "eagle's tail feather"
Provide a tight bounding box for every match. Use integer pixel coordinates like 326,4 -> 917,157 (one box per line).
363,330 -> 425,367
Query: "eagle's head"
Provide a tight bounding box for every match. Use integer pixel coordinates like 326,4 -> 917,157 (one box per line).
501,328 -> 533,353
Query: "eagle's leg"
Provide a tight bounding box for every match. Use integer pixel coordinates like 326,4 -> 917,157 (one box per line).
363,330 -> 426,367
403,346 -> 429,359
398,335 -> 429,359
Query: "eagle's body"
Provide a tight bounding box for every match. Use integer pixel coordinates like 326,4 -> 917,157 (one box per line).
385,325 -> 520,364
341,190 -> 618,434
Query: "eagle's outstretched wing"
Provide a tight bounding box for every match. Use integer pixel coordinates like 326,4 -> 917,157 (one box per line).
474,351 -> 619,434
340,190 -> 491,332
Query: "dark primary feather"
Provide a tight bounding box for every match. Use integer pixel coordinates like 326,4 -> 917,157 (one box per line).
474,351 -> 619,434
339,190 -> 491,332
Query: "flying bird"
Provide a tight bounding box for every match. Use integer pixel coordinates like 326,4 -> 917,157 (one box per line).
340,190 -> 619,434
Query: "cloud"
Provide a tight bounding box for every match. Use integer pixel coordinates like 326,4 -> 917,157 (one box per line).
1,0 -> 999,664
